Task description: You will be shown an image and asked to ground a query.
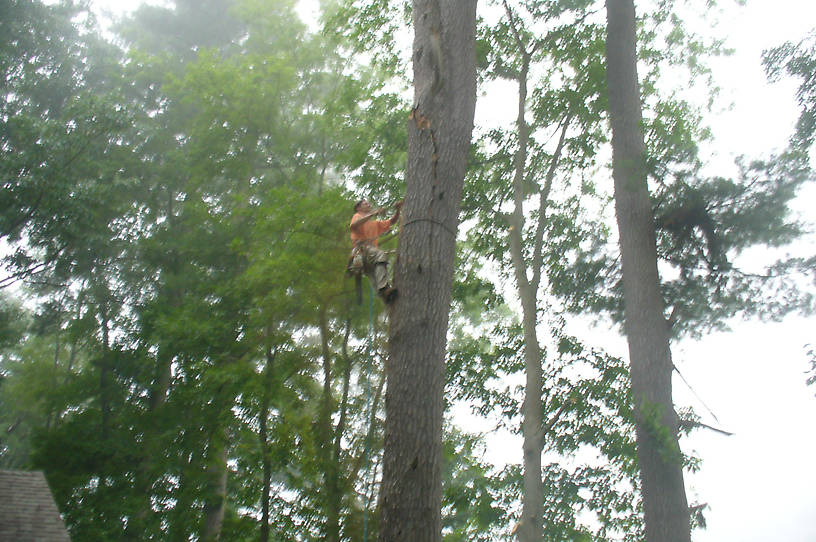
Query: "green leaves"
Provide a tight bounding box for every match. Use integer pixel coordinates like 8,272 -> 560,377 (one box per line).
442,429 -> 507,541
764,31 -> 816,149
1,1 -> 810,540
653,151 -> 815,336
1,1 -> 401,539
1,0 -> 135,289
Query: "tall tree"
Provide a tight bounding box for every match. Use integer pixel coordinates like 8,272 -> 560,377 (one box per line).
604,1 -> 691,541
479,2 -> 607,538
379,1 -> 478,540
464,1 -> 650,538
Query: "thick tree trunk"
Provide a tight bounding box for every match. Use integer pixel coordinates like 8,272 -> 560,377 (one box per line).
604,1 -> 691,541
379,1 -> 478,541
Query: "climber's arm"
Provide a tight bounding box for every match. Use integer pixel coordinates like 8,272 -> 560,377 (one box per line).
351,208 -> 385,231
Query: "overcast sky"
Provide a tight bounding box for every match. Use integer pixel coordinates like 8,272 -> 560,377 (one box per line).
88,1 -> 816,540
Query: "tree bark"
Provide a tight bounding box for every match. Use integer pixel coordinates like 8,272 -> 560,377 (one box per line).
260,343 -> 276,542
318,306 -> 342,542
327,318 -> 353,541
379,1 -> 478,541
100,307 -> 112,439
604,1 -> 691,541
505,52 -> 545,542
202,426 -> 228,542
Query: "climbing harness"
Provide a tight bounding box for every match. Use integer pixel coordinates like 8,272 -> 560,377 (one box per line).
346,237 -> 397,306
347,244 -> 365,305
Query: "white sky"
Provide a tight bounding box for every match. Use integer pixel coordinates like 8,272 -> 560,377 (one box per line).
87,1 -> 816,540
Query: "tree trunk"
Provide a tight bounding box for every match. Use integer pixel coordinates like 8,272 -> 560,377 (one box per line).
318,306 -> 341,542
100,309 -> 111,439
379,1 -> 478,540
499,8 -> 573,538
505,53 -> 545,542
260,343 -> 276,542
125,349 -> 173,540
202,426 -> 228,542
604,1 -> 691,541
327,318 -> 353,541
260,392 -> 271,542
129,268 -> 181,539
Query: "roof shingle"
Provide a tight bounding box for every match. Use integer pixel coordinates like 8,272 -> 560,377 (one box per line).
0,470 -> 71,542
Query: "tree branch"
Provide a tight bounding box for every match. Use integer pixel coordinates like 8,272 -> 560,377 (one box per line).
679,419 -> 733,437
531,112 -> 573,292
502,0 -> 527,55
536,393 -> 575,452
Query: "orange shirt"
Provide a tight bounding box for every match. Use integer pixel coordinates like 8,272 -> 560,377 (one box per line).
350,213 -> 391,247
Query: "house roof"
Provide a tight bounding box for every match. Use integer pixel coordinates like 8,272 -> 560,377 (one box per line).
0,470 -> 71,542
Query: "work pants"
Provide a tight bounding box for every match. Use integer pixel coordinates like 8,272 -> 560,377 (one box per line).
352,243 -> 389,291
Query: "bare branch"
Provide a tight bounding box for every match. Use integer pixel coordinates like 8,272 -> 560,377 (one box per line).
679,419 -> 733,437
502,0 -> 527,54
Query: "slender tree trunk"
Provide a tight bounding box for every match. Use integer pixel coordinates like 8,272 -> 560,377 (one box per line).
352,369 -> 385,482
47,316 -> 62,431
327,318 -> 353,541
259,406 -> 271,542
168,461 -> 195,542
318,306 -> 341,542
498,8 -> 574,539
260,343 -> 276,542
202,426 -> 228,542
129,253 -> 181,539
604,1 -> 691,541
100,309 -> 111,439
67,288 -> 84,375
379,1 -> 478,540
505,54 -> 545,542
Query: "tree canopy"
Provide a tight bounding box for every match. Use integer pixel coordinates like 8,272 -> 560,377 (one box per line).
0,1 -> 813,541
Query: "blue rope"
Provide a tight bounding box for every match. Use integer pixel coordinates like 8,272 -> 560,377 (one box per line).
362,283 -> 374,542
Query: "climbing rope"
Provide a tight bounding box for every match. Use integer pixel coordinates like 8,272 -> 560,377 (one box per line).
401,216 -> 457,238
362,283 -> 374,542
673,361 -> 722,425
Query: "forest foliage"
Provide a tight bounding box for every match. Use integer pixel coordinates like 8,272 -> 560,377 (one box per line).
0,1 -> 813,541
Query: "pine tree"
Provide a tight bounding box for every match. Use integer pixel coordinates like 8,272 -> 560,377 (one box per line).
604,0 -> 691,539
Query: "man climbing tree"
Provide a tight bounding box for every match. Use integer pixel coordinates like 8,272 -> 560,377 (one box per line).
349,199 -> 402,303
378,1 -> 478,541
